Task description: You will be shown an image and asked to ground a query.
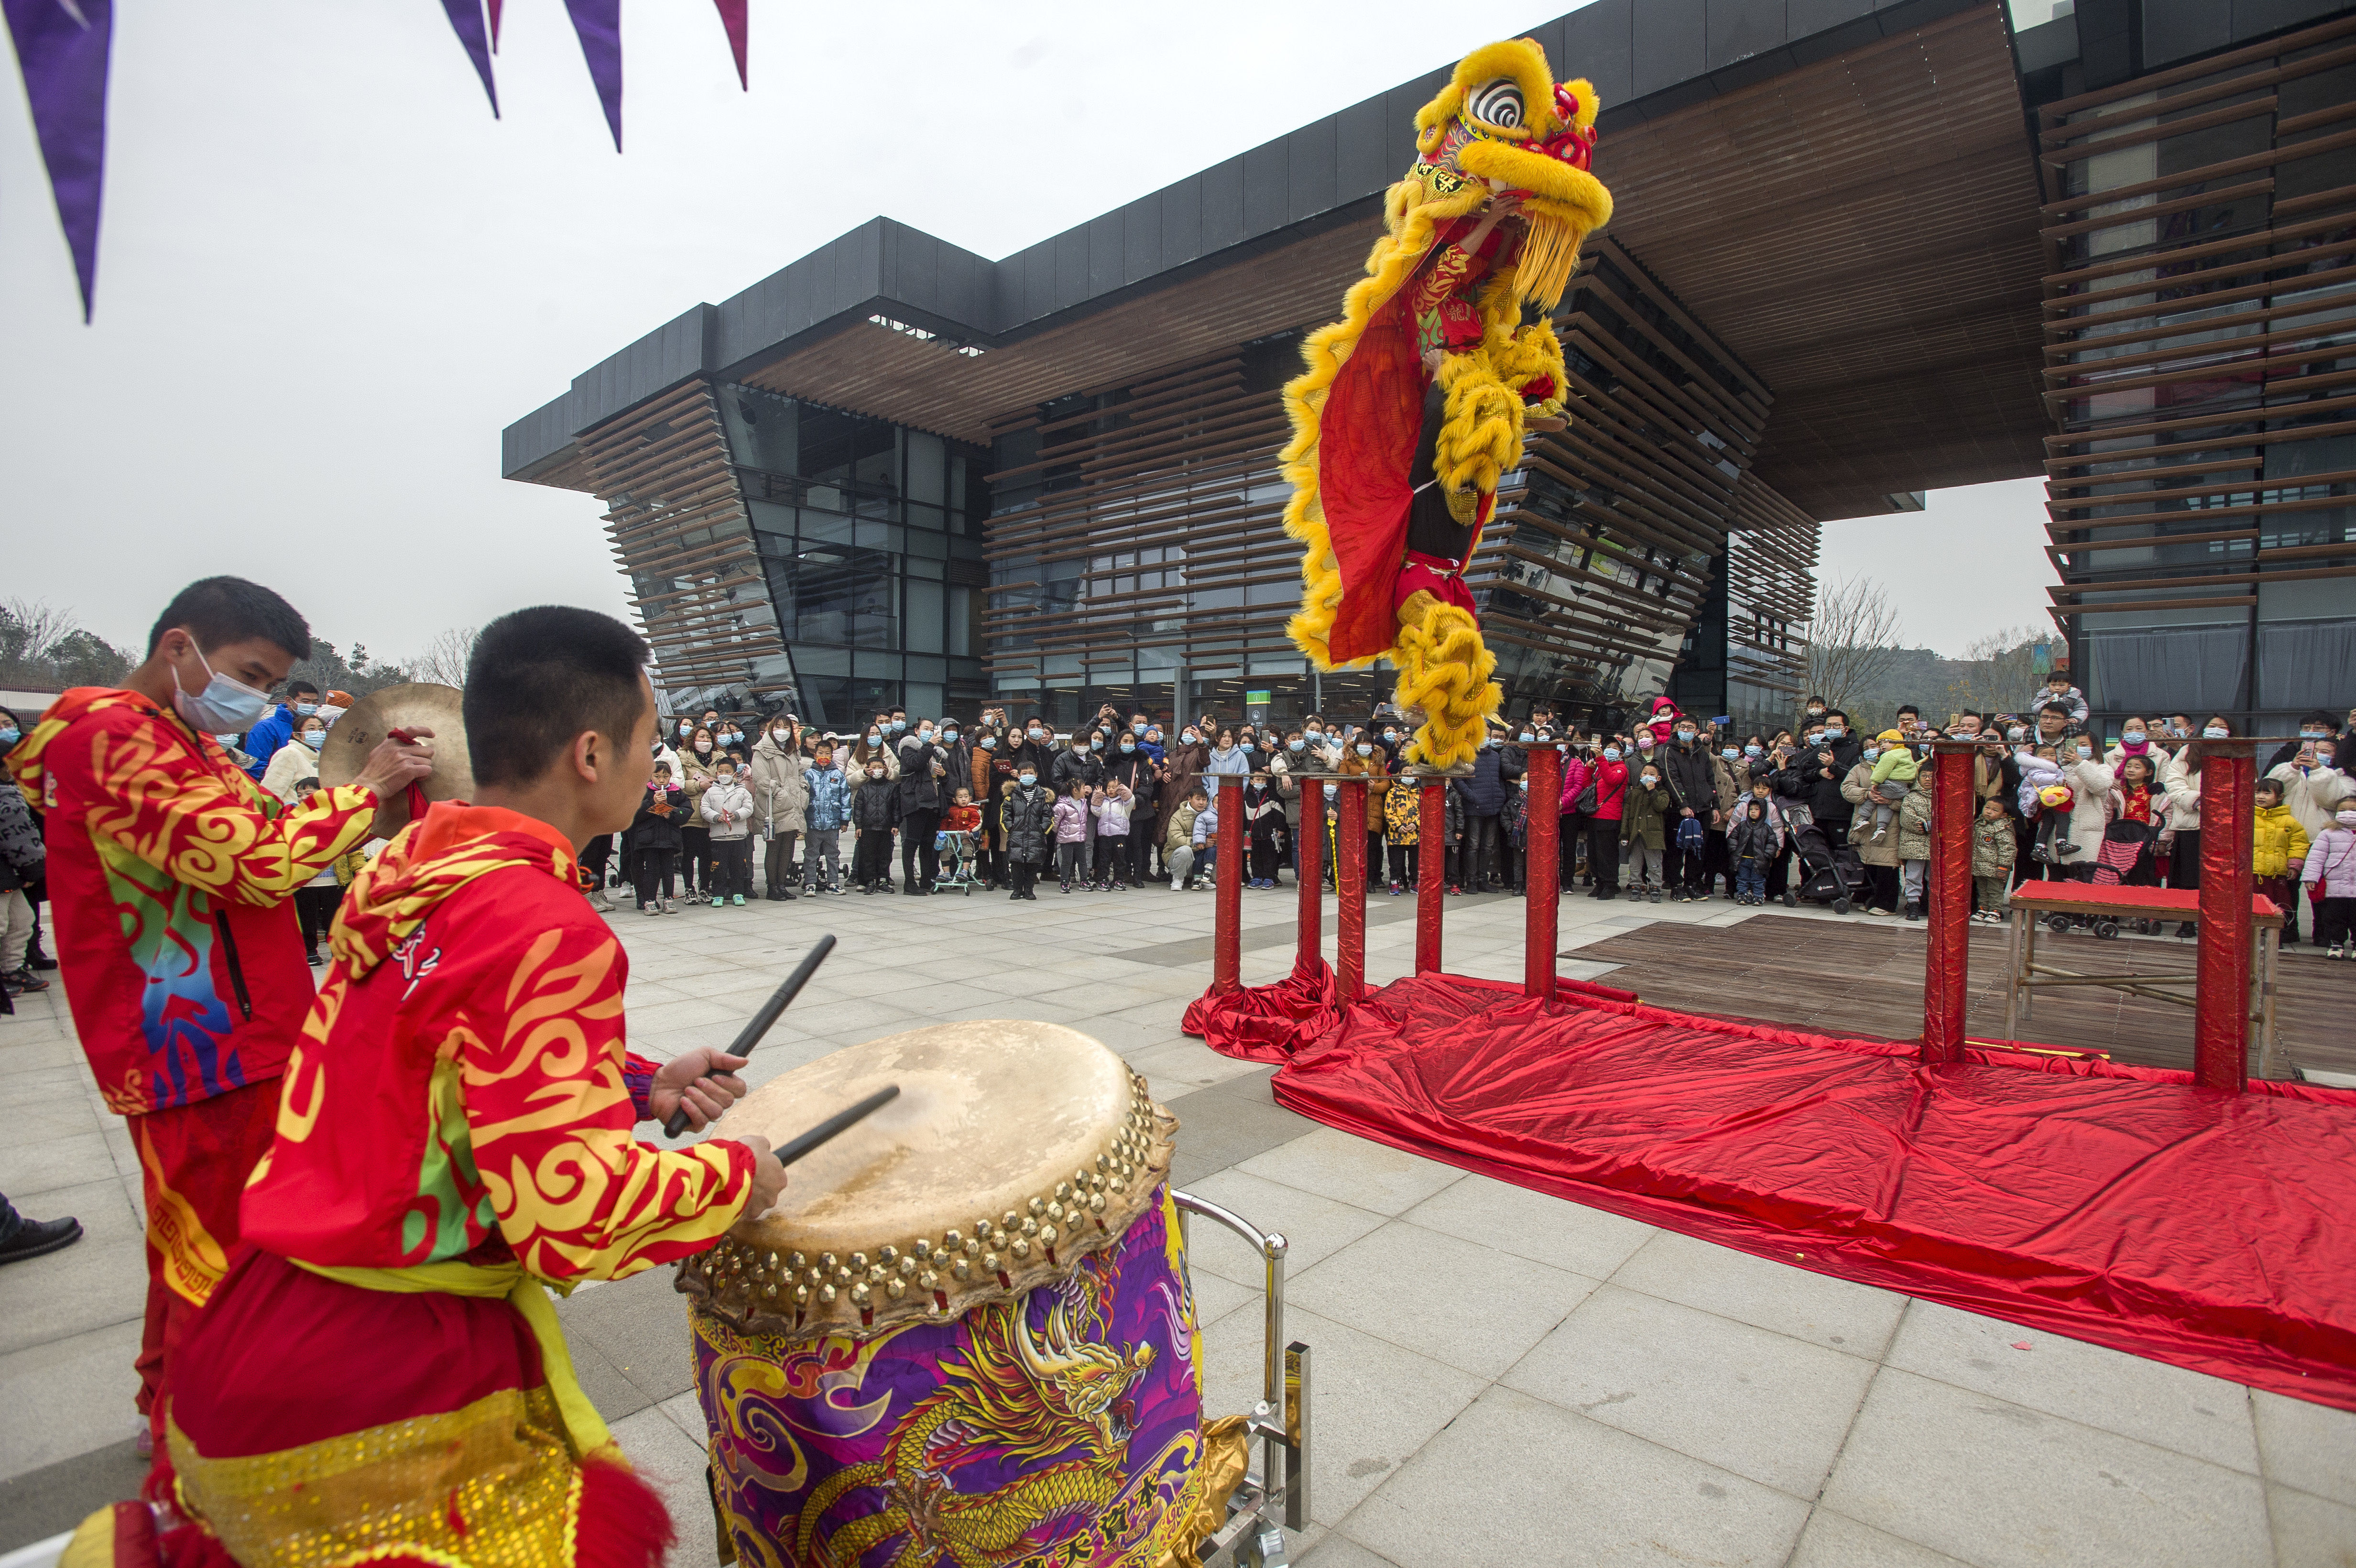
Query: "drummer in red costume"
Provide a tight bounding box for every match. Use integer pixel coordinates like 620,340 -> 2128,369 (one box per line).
81,606 -> 788,1566
5,576 -> 434,1452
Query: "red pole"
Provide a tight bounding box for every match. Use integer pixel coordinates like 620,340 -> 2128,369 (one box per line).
1213,773 -> 1244,995
1416,779 -> 1445,973
1337,780 -> 1367,1002
1525,746 -> 1562,1000
2194,745 -> 2254,1092
1921,741 -> 1974,1062
1296,775 -> 1323,972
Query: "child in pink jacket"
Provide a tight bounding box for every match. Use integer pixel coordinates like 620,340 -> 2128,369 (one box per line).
1053,783 -> 1090,892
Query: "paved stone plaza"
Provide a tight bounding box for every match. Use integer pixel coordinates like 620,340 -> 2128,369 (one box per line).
2,882 -> 2352,1565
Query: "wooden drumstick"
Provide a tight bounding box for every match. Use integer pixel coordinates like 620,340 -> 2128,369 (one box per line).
663,934 -> 836,1137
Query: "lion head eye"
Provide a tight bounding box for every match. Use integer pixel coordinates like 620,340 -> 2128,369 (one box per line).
1466,79 -> 1525,130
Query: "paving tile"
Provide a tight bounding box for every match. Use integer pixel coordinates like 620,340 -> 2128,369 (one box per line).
0,1224 -> 147,1359
1822,1367 -> 2273,1568
1886,1299 -> 2259,1473
1296,1533 -> 1399,1567
1608,1229 -> 1907,1357
657,1388 -> 710,1448
568,1329 -> 657,1427
1237,1127 -> 1465,1218
1290,1220 -> 1599,1380
2268,1481 -> 2356,1566
0,1065 -> 97,1113
1179,1170 -> 1386,1288
0,1037 -> 79,1076
1188,1263 -> 1259,1330
556,1269 -> 697,1407
0,1434 -> 146,1555
2253,1389 -> 2356,1507
610,1405 -> 717,1568
0,1320 -> 142,1483
1342,1384 -> 1810,1568
1162,1093 -> 1320,1187
1200,1303 -> 1485,1528
1398,1174 -> 1656,1278
1504,1283 -> 1875,1498
0,1132 -> 116,1203
1785,1509 -> 1971,1567
1128,1039 -> 1266,1095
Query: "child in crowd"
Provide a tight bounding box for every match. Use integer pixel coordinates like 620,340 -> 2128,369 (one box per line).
2252,777 -> 2309,943
2303,807 -> 2356,959
2025,670 -> 2089,728
1865,729 -> 1917,843
1053,781 -> 1090,893
802,741 -> 848,896
629,761 -> 687,915
1003,765 -> 1054,901
1620,760 -> 1671,902
851,759 -> 900,894
1502,776 -> 1529,893
2018,746 -> 2077,863
937,786 -> 982,886
1190,789 -> 1220,889
1163,786 -> 1207,891
699,759 -> 757,906
1383,774 -> 1419,893
1971,795 -> 2016,924
1727,797 -> 1779,905
1091,782 -> 1133,891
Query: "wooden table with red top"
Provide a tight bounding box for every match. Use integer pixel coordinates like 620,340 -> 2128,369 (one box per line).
2004,884 -> 2286,1078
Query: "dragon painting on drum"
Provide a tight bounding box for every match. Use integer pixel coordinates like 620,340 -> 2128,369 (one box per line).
1283,37 -> 1614,770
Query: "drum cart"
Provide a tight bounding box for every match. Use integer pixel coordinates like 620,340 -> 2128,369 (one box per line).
1174,1189 -> 1312,1568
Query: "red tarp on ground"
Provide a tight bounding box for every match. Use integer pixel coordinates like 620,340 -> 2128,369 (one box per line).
1189,971 -> 2356,1408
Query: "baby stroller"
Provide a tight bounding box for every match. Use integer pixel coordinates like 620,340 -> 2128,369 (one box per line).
932,828 -> 981,895
2043,817 -> 2163,937
1785,822 -> 1870,914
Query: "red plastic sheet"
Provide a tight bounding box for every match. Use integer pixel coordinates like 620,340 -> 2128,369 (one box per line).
1182,955 -> 1339,1063
1254,972 -> 2356,1408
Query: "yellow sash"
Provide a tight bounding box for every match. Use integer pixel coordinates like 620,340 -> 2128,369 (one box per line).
293,1258 -> 615,1460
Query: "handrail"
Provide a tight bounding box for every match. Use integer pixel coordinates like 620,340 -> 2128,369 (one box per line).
1174,1188 -> 1297,1529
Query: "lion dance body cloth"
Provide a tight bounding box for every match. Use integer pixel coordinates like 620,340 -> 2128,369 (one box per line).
1282,39 -> 1613,768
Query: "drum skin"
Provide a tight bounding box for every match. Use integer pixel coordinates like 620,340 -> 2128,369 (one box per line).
692,1186 -> 1208,1568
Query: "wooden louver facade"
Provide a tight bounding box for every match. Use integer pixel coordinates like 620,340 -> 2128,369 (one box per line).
2039,10 -> 2356,725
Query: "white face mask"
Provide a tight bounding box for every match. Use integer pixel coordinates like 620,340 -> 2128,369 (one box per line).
300,730 -> 325,748
2203,726 -> 2228,739
169,638 -> 273,735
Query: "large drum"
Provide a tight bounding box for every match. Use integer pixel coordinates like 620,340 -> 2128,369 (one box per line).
677,1021 -> 1209,1567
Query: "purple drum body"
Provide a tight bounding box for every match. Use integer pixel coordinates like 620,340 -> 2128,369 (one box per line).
692,1188 -> 1207,1567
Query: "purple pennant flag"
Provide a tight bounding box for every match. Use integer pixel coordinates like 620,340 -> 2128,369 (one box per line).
563,0 -> 622,152
3,0 -> 111,321
437,0 -> 498,117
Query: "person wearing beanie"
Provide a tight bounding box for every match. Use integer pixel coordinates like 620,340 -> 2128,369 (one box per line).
1863,729 -> 1919,845
2302,806 -> 2356,958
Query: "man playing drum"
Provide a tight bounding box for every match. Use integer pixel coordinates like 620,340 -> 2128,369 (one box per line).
98,606 -> 787,1565
5,576 -> 436,1453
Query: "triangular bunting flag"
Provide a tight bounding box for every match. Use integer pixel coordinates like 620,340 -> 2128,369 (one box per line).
487,0 -> 502,52
711,0 -> 746,90
3,0 -> 112,322
437,0 -> 498,117
564,0 -> 622,151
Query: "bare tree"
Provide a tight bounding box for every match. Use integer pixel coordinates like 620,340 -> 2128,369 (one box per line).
0,599 -> 76,671
408,626 -> 480,688
1943,625 -> 2062,724
1803,576 -> 1904,720
0,599 -> 135,689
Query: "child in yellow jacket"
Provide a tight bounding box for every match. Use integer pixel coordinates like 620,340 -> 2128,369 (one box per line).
2254,777 -> 2309,943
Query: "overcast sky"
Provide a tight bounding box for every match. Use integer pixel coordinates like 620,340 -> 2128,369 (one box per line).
1,1 -> 2058,665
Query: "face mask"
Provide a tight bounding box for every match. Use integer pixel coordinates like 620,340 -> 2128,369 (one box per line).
676,721 -> 691,733
1806,708 -> 1824,719
1383,731 -> 1398,744
1641,773 -> 1659,787
2204,726 -> 2228,739
1132,721 -> 1146,734
1863,747 -> 1881,762
1091,738 -> 1103,751
1481,736 -> 1497,748
170,639 -> 273,735
1518,731 -> 1535,743
1603,747 -> 1622,761
1824,726 -> 1845,739
2007,727 -> 2026,742
2319,753 -> 2338,769
1030,729 -> 1046,740
943,729 -> 959,742
2302,729 -> 2329,740
869,770 -> 884,780
772,726 -> 789,738
1183,732 -> 1199,745
1019,773 -> 1037,786
1119,741 -> 1136,754
1677,730 -> 1696,743
1721,747 -> 1738,760
1355,743 -> 1373,757
717,774 -> 735,787
1282,739 -> 1300,752
1806,732 -> 1824,746
981,736 -> 997,750
0,728 -> 17,748
892,720 -> 906,732
1745,744 -> 1761,757
867,733 -> 882,745
294,701 -> 318,717
1239,740 -> 1253,751
918,729 -> 934,742
301,731 -> 325,748
696,741 -> 712,753
2122,729 -> 2145,742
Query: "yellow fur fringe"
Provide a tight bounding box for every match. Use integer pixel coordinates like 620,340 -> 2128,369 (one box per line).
1392,590 -> 1500,769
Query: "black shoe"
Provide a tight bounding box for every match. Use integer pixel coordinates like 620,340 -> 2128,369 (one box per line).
305,950 -> 324,968
4,968 -> 47,992
2176,921 -> 2196,939
27,948 -> 56,971
0,1214 -> 83,1266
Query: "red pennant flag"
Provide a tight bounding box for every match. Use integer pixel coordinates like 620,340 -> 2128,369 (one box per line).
487,0 -> 502,51
711,0 -> 746,89
437,0 -> 497,117
4,0 -> 112,322
564,0 -> 622,152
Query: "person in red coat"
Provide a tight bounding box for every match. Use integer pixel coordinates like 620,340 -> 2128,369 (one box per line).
5,577 -> 432,1451
1575,742 -> 1632,899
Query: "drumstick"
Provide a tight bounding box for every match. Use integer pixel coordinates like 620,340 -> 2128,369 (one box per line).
772,1085 -> 900,1166
662,934 -> 837,1137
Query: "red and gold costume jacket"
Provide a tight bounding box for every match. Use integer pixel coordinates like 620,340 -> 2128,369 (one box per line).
241,800 -> 755,1280
6,688 -> 379,1115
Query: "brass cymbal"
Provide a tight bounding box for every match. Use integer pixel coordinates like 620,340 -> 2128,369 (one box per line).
317,683 -> 471,838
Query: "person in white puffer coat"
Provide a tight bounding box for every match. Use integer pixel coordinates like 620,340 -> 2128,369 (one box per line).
698,762 -> 758,906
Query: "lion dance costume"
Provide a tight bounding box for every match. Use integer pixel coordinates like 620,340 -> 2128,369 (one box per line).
1283,38 -> 1614,768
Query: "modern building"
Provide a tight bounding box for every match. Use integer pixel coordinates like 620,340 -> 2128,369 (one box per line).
503,0 -> 2356,737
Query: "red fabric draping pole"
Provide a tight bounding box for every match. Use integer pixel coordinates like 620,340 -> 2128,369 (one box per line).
1297,777 -> 1324,973
1338,781 -> 1367,1002
1416,780 -> 1445,973
1525,746 -> 1562,999
2195,746 -> 2255,1092
1213,774 -> 1245,994
1922,741 -> 1974,1062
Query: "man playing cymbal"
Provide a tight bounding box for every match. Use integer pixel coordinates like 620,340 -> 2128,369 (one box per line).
115,604 -> 786,1565
6,575 -> 434,1453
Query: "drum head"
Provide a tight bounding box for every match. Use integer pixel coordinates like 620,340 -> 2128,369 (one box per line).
316,683 -> 471,837
689,1020 -> 1174,1338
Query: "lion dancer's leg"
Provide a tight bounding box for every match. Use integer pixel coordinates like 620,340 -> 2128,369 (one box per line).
1392,591 -> 1499,770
